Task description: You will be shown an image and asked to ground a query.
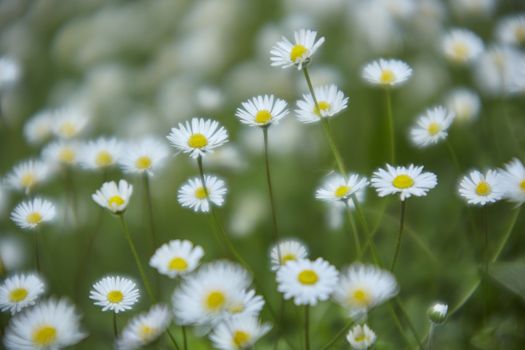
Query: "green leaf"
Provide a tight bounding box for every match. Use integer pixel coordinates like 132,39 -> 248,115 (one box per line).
488,261 -> 525,300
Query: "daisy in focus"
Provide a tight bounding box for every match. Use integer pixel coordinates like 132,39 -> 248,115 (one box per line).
5,159 -> 51,194
42,140 -> 80,166
270,29 -> 325,70
167,118 -> 228,159
371,164 -> 438,201
177,175 -> 227,212
270,239 -> 309,271
210,316 -> 271,350
116,304 -> 171,350
92,179 -> 133,214
361,59 -> 412,87
441,29 -> 484,65
409,106 -> 455,147
80,138 -> 122,170
51,107 -> 89,139
458,169 -> 503,206
119,138 -> 169,176
89,276 -> 140,313
235,95 -> 288,127
315,172 -> 368,204
347,324 -> 377,350
445,88 -> 480,123
11,197 -> 56,230
149,239 -> 204,278
0,273 -> 46,314
499,158 -> 525,205
295,84 -> 349,123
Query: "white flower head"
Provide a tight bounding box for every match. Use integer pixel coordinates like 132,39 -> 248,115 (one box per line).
295,84 -> 349,124
445,88 -> 480,123
442,29 -> 484,65
92,180 -> 133,214
316,172 -> 369,204
277,258 -> 339,306
116,304 -> 171,350
11,198 -> 56,230
270,239 -> 309,271
371,164 -> 438,201
167,118 -> 228,159
177,175 -> 227,213
5,159 -> 51,194
119,138 -> 169,176
409,106 -> 455,147
225,289 -> 265,321
0,273 -> 46,314
0,57 -> 21,89
51,107 -> 89,139
42,140 -> 80,166
362,59 -> 413,87
0,236 -> 25,272
458,169 -> 503,206
499,158 -> 525,206
23,110 -> 54,146
270,29 -> 325,70
347,324 -> 377,350
4,298 -> 87,350
89,276 -> 140,313
80,138 -> 123,170
149,240 -> 204,278
427,302 -> 448,324
497,15 -> 525,46
236,95 -> 288,128
210,316 -> 271,350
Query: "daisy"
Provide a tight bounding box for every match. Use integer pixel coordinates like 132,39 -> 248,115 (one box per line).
458,169 -> 503,206
80,138 -> 122,170
42,140 -> 80,166
445,88 -> 480,123
166,118 -> 228,159
10,198 -> 56,230
119,138 -> 169,176
333,263 -> 398,317
23,110 -> 54,145
177,175 -> 227,212
361,59 -> 412,87
149,239 -> 204,278
0,56 -> 20,89
0,273 -> 46,314
3,298 -> 86,350
270,239 -> 309,271
235,95 -> 288,127
295,84 -> 349,123
270,29 -> 325,70
92,179 -> 133,214
210,316 -> 271,350
427,302 -> 448,324
225,289 -> 265,320
89,276 -> 140,313
499,158 -> 525,205
347,324 -> 377,350
116,304 -> 171,350
409,106 -> 455,147
51,107 -> 89,139
371,164 -> 438,201
315,172 -> 369,204
441,29 -> 484,65
5,159 -> 51,194
496,15 -> 525,46
277,258 -> 338,306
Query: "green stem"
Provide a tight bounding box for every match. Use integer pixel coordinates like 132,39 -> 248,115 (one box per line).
182,326 -> 188,350
388,302 -> 413,348
385,88 -> 396,164
262,127 -> 281,258
427,323 -> 434,350
320,319 -> 354,350
113,312 -> 118,338
143,174 -> 158,251
65,167 -> 79,226
167,328 -> 181,350
344,202 -> 362,258
34,230 -> 41,272
304,305 -> 310,350
391,200 -> 407,271
445,140 -> 461,172
395,297 -> 424,349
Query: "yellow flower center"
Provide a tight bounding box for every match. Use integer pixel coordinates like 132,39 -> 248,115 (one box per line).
26,212 -> 42,225
520,180 -> 525,191
515,26 -> 525,42
206,290 -> 226,311
313,101 -> 331,116
32,325 -> 57,347
59,122 -> 76,138
107,290 -> 124,303
335,185 -> 350,198
195,186 -> 208,199
233,330 -> 251,347
9,287 -> 28,302
95,151 -> 113,167
168,257 -> 188,271
475,181 -> 491,196
351,288 -> 371,307
21,173 -> 36,188
452,42 -> 469,61
108,195 -> 125,208
135,156 -> 152,170
59,148 -> 75,163
297,269 -> 318,285
355,333 -> 367,342
392,174 -> 414,189
254,109 -> 272,124
379,69 -> 395,84
187,133 -> 208,148
139,325 -> 155,341
427,122 -> 441,136
290,44 -> 308,62
280,253 -> 297,265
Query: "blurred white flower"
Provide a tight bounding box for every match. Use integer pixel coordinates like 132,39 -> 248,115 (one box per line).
362,59 -> 412,87
270,239 -> 309,271
445,88 -> 480,124
119,138 -> 169,176
42,140 -> 80,166
51,107 -> 89,139
496,15 -> 525,46
210,316 -> 271,350
0,273 -> 46,314
441,29 -> 484,65
23,110 -> 54,146
0,57 -> 20,90
11,197 -> 56,230
498,159 -> 525,206
347,324 -> 377,350
5,159 -> 51,194
149,240 -> 204,278
80,138 -> 123,170
0,236 -> 25,272
450,0 -> 496,18
117,304 -> 171,350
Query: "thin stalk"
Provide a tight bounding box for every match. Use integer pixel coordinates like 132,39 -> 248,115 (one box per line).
395,297 -> 423,349
426,324 -> 435,350
445,140 -> 461,172
262,127 -> 281,258
344,202 -> 362,258
320,319 -> 354,350
166,328 -> 181,350
182,326 -> 188,350
304,305 -> 310,350
143,174 -> 158,250
34,230 -> 41,272
113,312 -> 118,338
385,88 -> 395,164
388,303 -> 413,348
391,200 -> 407,271
64,167 -> 79,226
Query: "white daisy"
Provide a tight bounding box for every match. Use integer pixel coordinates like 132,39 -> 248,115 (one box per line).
3,298 -> 86,350
496,15 -> 525,46
371,164 -> 438,201
270,29 -> 325,70
0,56 -> 20,89
270,239 -> 309,271
149,239 -> 204,278
458,169 -> 503,206
210,316 -> 271,350
42,140 -> 80,166
333,263 -> 399,317
10,198 -> 56,230
119,138 -> 169,176
92,180 -> 133,214
80,138 -> 122,170
51,107 -> 89,139
409,106 -> 455,148
5,159 -> 51,194
441,29 -> 484,65
277,258 -> 338,306
23,110 -> 54,146
295,84 -> 349,124
445,88 -> 480,123
235,95 -> 289,127
427,302 -> 448,324
0,273 -> 46,314
89,276 -> 140,313
315,172 -> 369,204
177,175 -> 227,213
361,59 -> 413,87
225,289 -> 265,320
166,118 -> 229,159
116,304 -> 171,350
0,236 -> 25,273
499,158 -> 525,205
347,324 -> 377,350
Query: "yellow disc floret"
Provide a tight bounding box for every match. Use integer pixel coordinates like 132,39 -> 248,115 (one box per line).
168,257 -> 188,271
107,290 -> 124,303
392,174 -> 414,189
32,325 -> 57,347
255,110 -> 272,124
233,330 -> 251,347
135,156 -> 152,170
290,44 -> 308,62
187,133 -> 208,148
26,212 -> 42,225
206,290 -> 226,311
9,288 -> 28,302
297,269 -> 319,285
475,181 -> 491,196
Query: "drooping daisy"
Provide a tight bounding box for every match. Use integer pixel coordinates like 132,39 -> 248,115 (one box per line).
361,59 -> 413,87
270,29 -> 325,70
295,84 -> 349,123
333,263 -> 398,317
409,106 -> 455,147
177,175 -> 227,212
499,158 -> 525,205
315,172 -> 369,204
210,316 -> 271,350
24,111 -> 54,146
496,15 -> 525,46
445,88 -> 480,123
5,159 -> 51,194
10,198 -> 56,230
80,138 -> 122,170
0,273 -> 46,314
225,289 -> 265,320
149,240 -> 204,278
427,302 -> 448,324
0,56 -> 20,89
3,298 -> 86,350
119,138 -> 169,176
277,258 -> 338,306
441,29 -> 484,65
42,140 -> 80,166
270,239 -> 309,271
116,304 -> 171,350
347,324 -> 377,350
166,118 -> 228,159
89,276 -> 140,313
51,107 -> 89,139
92,180 -> 133,214
235,95 -> 288,127
458,169 -> 503,206
371,164 -> 438,201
